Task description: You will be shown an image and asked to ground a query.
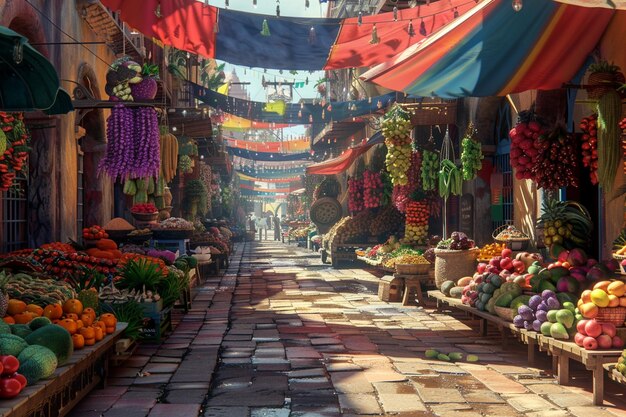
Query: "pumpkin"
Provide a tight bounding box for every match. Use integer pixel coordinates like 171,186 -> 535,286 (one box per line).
26,304 -> 43,316
43,304 -> 63,320
94,320 -> 106,333
110,249 -> 123,259
63,299 -> 83,315
105,326 -> 115,335
84,337 -> 95,346
80,314 -> 93,326
100,313 -> 117,329
75,319 -> 84,330
96,239 -> 118,251
13,312 -> 34,324
65,313 -> 79,321
7,299 -> 27,316
83,308 -> 97,322
3,317 -> 15,324
59,319 -> 77,335
72,333 -> 85,349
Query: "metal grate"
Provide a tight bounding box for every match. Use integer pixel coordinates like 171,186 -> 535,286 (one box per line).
1,173 -> 29,253
493,146 -> 514,230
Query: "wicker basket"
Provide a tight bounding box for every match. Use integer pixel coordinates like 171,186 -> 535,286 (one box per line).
131,212 -> 159,222
494,306 -> 516,322
396,263 -> 430,275
596,307 -> 626,326
434,248 -> 479,289
492,225 -> 530,251
587,71 -> 625,100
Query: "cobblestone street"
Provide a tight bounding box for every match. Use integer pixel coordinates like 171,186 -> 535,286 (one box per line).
71,242 -> 626,417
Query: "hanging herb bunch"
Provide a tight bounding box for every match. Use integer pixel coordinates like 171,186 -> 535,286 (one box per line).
182,179 -> 209,220
460,124 -> 483,181
0,112 -> 30,192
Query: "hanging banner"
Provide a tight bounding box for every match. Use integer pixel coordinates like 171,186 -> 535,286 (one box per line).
225,137 -> 310,153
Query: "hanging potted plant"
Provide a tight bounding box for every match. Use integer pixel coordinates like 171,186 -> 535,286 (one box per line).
586,61 -> 625,100
182,179 -> 208,220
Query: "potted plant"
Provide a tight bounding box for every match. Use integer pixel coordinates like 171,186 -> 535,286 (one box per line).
183,179 -> 209,220
587,60 -> 625,99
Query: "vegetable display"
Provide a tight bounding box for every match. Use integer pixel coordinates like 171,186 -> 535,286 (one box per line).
580,114 -> 599,185
532,127 -> 578,191
0,113 -> 30,192
404,201 -> 429,244
420,150 -> 439,191
438,159 -> 462,198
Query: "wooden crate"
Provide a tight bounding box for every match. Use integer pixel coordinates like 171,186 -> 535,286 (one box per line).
378,275 -> 403,302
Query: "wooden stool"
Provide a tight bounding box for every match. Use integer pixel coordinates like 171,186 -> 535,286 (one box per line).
402,276 -> 426,306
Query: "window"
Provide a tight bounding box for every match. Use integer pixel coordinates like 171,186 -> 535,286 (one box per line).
1,172 -> 29,253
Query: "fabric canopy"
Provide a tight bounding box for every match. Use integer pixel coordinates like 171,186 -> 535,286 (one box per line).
237,173 -> 302,183
325,0 -> 475,69
215,9 -> 341,70
361,0 -> 614,98
0,26 -> 73,114
225,137 -> 310,153
240,183 -> 298,193
227,147 -> 312,162
221,113 -> 294,131
192,81 -> 395,124
306,132 -> 383,175
553,0 -> 626,8
100,0 -> 217,57
237,166 -> 307,178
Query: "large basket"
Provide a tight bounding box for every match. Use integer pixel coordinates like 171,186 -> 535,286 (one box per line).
596,307 -> 626,326
494,306 -> 516,322
586,71 -> 625,100
492,225 -> 530,251
131,212 -> 159,222
434,248 -> 479,289
396,263 -> 430,275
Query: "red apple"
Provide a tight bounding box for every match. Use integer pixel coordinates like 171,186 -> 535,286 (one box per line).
584,320 -> 602,338
583,336 -> 598,350
477,263 -> 487,274
601,323 -> 616,338
597,334 -> 613,349
574,332 -> 586,347
489,256 -> 502,267
501,248 -> 513,259
500,258 -> 513,271
576,319 -> 588,336
512,260 -> 526,273
612,336 -> 624,348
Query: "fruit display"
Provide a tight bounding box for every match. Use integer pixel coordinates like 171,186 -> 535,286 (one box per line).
538,199 -> 593,249
421,150 -> 439,191
509,112 -> 547,181
574,319 -> 623,350
404,201 -> 429,244
514,290 -> 577,340
477,243 -> 506,261
394,254 -> 429,265
362,170 -> 383,209
0,355 -> 28,398
532,126 -> 578,190
130,203 -> 158,214
437,232 -> 476,251
347,176 -> 364,213
382,105 -> 413,186
82,225 -> 109,241
615,350 -> 626,376
580,114 -> 599,184
392,151 -> 421,213
369,205 -> 404,237
3,272 -> 76,306
0,113 -> 30,192
461,132 -> 483,181
596,90 -> 622,192
438,158 -> 462,198
577,280 -> 626,321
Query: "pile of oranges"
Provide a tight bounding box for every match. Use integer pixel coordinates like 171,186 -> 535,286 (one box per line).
3,298 -> 117,350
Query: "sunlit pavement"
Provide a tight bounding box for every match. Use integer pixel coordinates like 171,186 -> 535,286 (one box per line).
70,241 -> 626,417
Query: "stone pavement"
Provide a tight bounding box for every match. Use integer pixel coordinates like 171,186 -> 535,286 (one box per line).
70,241 -> 626,417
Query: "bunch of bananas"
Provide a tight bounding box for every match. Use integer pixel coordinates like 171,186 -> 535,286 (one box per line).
539,199 -> 592,248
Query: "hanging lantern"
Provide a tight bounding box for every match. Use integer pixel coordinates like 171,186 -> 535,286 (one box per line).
309,27 -> 317,45
407,20 -> 415,37
512,0 -> 523,11
357,12 -> 363,26
370,24 -> 380,44
419,19 -> 427,36
393,6 -> 398,21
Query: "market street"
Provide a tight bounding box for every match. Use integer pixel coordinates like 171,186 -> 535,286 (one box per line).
70,241 -> 626,417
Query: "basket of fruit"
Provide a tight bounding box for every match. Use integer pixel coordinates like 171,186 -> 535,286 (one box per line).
434,232 -> 478,289
493,225 -> 530,251
152,217 -> 195,239
596,307 -> 626,326
130,203 -> 159,223
394,254 -> 430,275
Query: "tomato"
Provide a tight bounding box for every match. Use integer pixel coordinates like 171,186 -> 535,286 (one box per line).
0,377 -> 22,398
0,356 -> 19,375
12,373 -> 26,389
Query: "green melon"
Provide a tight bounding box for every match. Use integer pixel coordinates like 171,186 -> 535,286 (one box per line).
17,345 -> 58,385
441,280 -> 455,296
449,287 -> 464,299
0,334 -> 28,356
24,324 -> 73,366
10,324 -> 33,339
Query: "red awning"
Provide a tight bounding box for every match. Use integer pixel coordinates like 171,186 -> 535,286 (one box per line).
307,146 -> 369,175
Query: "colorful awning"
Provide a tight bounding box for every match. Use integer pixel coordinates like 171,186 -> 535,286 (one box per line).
227,147 -> 312,162
361,0 -> 614,98
237,172 -> 302,184
220,113 -> 294,131
225,137 -> 310,153
306,132 -> 383,175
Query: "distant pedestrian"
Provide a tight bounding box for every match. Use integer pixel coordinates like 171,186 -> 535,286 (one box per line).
256,215 -> 267,240
273,214 -> 281,241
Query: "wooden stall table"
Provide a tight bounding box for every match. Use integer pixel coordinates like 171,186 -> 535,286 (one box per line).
0,323 -> 127,417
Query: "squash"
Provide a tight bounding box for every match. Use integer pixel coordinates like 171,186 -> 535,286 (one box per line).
96,239 -> 118,251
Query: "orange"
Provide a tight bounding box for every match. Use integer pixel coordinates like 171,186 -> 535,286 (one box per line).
72,333 -> 85,349
94,320 -> 106,333
105,326 -> 115,335
80,314 -> 94,327
43,304 -> 63,320
13,312 -> 34,324
63,299 -> 83,315
79,326 -> 95,340
58,319 -> 77,335
7,300 -> 27,316
2,317 -> 15,324
83,308 -> 97,322
84,337 -> 95,346
75,319 -> 84,330
65,313 -> 79,321
26,304 -> 43,317
93,326 -> 104,341
100,313 -> 117,329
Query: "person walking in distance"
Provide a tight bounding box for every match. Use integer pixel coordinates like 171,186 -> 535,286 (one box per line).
264,215 -> 271,240
256,215 -> 266,240
273,213 -> 281,241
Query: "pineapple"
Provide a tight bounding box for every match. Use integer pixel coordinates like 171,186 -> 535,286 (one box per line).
0,271 -> 9,317
78,288 -> 99,310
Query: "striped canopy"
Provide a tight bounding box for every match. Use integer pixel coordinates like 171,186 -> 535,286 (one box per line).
361,0 -> 615,98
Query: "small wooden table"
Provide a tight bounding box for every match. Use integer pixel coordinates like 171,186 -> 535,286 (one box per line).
396,273 -> 429,306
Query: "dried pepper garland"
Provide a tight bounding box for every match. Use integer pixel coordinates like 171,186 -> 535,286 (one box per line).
0,113 -> 31,192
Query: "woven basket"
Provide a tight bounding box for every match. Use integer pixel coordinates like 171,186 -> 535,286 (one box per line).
587,71 -> 625,99
434,248 -> 479,289
396,263 -> 429,275
131,212 -> 159,222
494,306 -> 516,322
596,307 -> 626,326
